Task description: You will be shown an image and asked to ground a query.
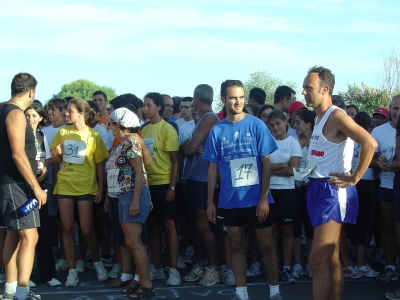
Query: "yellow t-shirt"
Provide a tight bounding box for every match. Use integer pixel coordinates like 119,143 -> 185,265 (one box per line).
51,125 -> 109,196
141,120 -> 178,185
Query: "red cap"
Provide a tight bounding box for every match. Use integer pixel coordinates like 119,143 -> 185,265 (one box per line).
288,101 -> 306,114
372,107 -> 389,118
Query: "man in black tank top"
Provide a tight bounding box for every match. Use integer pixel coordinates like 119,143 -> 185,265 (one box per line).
0,73 -> 47,300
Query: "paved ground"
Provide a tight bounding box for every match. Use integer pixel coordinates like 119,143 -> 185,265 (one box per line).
28,265 -> 400,300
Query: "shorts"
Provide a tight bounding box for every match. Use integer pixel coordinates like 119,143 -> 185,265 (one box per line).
0,182 -> 41,230
148,184 -> 176,220
307,177 -> 358,227
379,187 -> 394,203
220,205 -> 275,229
185,180 -> 208,210
109,196 -> 149,246
393,175 -> 400,221
270,189 -> 295,225
118,186 -> 151,225
55,194 -> 95,201
45,183 -> 58,217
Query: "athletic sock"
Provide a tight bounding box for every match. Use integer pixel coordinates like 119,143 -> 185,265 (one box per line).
15,286 -> 29,299
5,281 -> 17,294
270,284 -> 280,298
121,273 -> 133,281
236,286 -> 248,300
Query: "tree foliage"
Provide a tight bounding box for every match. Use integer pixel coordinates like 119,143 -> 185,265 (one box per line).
338,83 -> 391,116
378,47 -> 400,99
52,79 -> 117,101
212,70 -> 297,112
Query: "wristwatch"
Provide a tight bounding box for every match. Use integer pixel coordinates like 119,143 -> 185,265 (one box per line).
169,186 -> 175,191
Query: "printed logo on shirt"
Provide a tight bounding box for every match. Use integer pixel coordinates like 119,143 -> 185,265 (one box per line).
234,132 -> 239,140
280,148 -> 290,153
311,135 -> 319,141
311,150 -> 325,157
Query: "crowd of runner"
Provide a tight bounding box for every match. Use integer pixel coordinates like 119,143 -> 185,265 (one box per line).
0,69 -> 400,300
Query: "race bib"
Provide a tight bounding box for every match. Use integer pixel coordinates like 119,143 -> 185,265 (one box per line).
143,138 -> 155,158
230,157 -> 259,188
107,169 -> 121,194
293,161 -> 316,188
63,139 -> 86,164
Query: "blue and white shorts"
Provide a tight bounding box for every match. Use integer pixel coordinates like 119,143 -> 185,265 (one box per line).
307,177 -> 358,227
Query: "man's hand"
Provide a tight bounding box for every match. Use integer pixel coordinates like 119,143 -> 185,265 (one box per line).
165,189 -> 175,203
94,188 -> 103,203
37,167 -> 47,182
256,199 -> 269,222
328,173 -> 357,188
130,200 -> 139,217
33,187 -> 47,209
207,202 -> 217,224
377,155 -> 388,170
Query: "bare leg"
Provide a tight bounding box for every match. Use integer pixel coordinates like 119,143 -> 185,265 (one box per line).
147,217 -> 162,269
162,220 -> 179,269
196,210 -> 217,265
255,227 -> 279,286
227,226 -> 246,287
309,220 -> 342,300
77,201 -> 100,262
58,198 -> 77,269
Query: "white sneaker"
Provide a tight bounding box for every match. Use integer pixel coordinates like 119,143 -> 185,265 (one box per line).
101,256 -> 114,267
292,263 -> 304,278
46,278 -> 62,287
221,268 -> 235,286
150,264 -> 166,280
166,267 -> 181,286
94,261 -> 109,282
177,255 -> 187,270
55,259 -> 68,272
249,262 -> 262,277
108,264 -> 122,279
65,269 -> 79,287
356,264 -> 379,278
75,260 -> 85,274
29,280 -> 36,287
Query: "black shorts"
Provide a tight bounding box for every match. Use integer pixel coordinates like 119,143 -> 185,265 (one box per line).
393,175 -> 400,221
185,180 -> 208,210
221,205 -> 275,229
148,184 -> 176,220
0,182 -> 41,230
379,187 -> 394,203
270,189 -> 296,226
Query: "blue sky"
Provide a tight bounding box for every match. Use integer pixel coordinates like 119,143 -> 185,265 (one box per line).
0,0 -> 399,105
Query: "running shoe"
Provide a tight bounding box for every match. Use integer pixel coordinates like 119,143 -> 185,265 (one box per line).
198,267 -> 220,286
166,267 -> 181,286
305,263 -> 312,278
182,265 -> 205,282
386,288 -> 400,300
342,266 -> 362,278
75,260 -> 85,274
249,262 -> 262,278
108,264 -> 122,279
355,264 -> 379,278
177,255 -> 187,270
292,264 -> 304,278
221,268 -> 235,286
65,269 -> 79,287
281,268 -> 296,283
377,267 -> 399,282
55,259 -> 68,272
149,264 -> 166,280
94,261 -> 108,282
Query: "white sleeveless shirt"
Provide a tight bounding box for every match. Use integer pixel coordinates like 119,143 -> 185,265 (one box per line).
308,106 -> 354,178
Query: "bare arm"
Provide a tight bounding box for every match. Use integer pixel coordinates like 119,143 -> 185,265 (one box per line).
369,152 -> 381,170
378,137 -> 400,172
271,156 -> 300,176
132,134 -> 153,167
165,151 -> 179,202
270,162 -> 288,171
256,155 -> 271,221
129,156 -> 144,216
94,161 -> 105,203
329,111 -> 377,186
207,162 -> 218,224
7,109 -> 47,207
185,115 -> 218,158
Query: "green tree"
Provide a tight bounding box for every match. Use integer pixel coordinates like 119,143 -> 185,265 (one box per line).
213,70 -> 297,112
338,83 -> 391,116
378,47 -> 400,99
52,79 -> 117,101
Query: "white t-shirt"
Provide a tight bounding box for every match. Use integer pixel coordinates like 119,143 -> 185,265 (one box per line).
179,120 -> 195,144
287,126 -> 298,140
352,141 -> 375,180
270,135 -> 302,189
94,124 -> 109,150
371,122 -> 396,189
175,118 -> 192,129
41,125 -> 64,184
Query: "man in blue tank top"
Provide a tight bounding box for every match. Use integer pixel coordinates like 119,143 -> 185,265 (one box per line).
0,73 -> 47,300
203,80 -> 281,300
180,84 -> 220,286
302,66 -> 377,300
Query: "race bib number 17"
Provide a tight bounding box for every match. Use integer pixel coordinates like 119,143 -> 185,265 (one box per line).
230,157 -> 259,188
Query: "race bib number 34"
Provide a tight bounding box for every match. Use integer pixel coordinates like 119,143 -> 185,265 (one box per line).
230,157 -> 259,188
63,139 -> 86,164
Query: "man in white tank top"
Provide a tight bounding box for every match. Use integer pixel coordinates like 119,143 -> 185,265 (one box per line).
302,66 -> 377,300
